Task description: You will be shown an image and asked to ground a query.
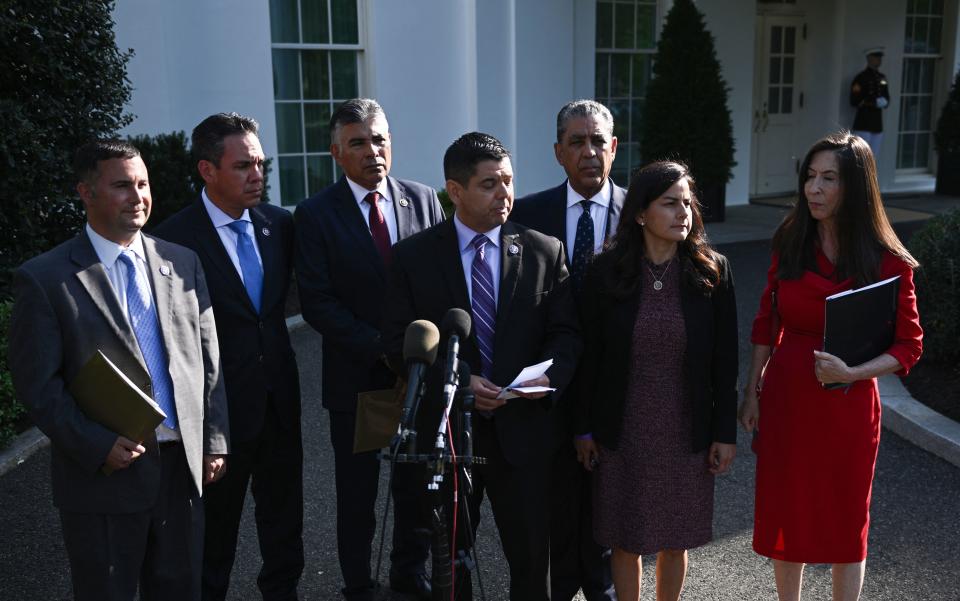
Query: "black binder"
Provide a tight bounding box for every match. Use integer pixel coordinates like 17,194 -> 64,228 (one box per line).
822,275 -> 900,387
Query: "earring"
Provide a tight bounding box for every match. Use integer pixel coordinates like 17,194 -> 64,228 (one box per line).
640,220 -> 646,226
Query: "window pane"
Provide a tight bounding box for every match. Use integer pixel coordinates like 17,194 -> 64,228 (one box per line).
614,2 -> 635,49
930,17 -> 942,52
307,155 -> 334,195
610,53 -> 630,97
279,156 -> 306,205
914,17 -> 928,52
933,0 -> 944,14
302,50 -> 330,99
331,0 -> 359,44
917,132 -> 930,167
275,103 -> 304,154
784,27 -> 796,54
781,86 -> 793,113
904,17 -> 915,53
769,57 -> 781,85
608,99 -> 629,140
304,103 -> 332,152
902,59 -> 918,94
768,86 -> 780,114
595,54 -> 610,97
632,54 -> 650,97
302,0 -> 330,43
630,98 -> 644,141
331,51 -> 359,99
596,1 -> 613,48
622,142 -> 640,173
272,50 -> 301,100
907,0 -> 916,12
901,133 -> 917,168
918,95 -> 932,132
636,4 -> 656,49
269,0 -> 299,43
916,0 -> 930,13
771,26 -> 782,54
920,58 -> 935,93
783,57 -> 794,84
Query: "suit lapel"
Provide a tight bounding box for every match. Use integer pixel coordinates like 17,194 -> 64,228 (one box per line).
497,222 -> 522,322
332,178 -> 385,278
548,183 -> 569,254
72,233 -> 150,375
250,204 -> 279,312
387,177 -> 416,240
436,220 -> 471,311
606,182 -> 626,241
141,234 -> 176,354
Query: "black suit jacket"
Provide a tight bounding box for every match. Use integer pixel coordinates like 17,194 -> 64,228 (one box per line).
154,198 -> 300,443
576,250 -> 739,453
295,176 -> 445,411
509,179 -> 626,262
383,219 -> 582,467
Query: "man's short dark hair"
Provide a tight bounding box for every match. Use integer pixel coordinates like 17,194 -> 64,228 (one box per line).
443,132 -> 511,186
556,100 -> 614,143
191,112 -> 259,166
329,98 -> 386,141
73,138 -> 141,184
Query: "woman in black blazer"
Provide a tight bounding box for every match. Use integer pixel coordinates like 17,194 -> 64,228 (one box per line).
574,161 -> 738,601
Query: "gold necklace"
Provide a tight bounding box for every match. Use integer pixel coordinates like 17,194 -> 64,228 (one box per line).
645,258 -> 673,291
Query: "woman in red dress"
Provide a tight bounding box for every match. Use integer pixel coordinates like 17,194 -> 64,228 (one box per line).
739,132 -> 922,601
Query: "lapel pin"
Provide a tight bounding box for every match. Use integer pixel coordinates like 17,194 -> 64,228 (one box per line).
159,265 -> 171,276
508,243 -> 520,256
261,227 -> 271,237
399,198 -> 409,208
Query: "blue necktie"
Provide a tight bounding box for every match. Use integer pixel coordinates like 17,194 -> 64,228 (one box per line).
570,200 -> 595,293
117,251 -> 178,430
470,235 -> 496,380
227,220 -> 263,313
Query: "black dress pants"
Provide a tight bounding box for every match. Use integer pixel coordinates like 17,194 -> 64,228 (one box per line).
201,403 -> 304,601
328,410 -> 429,598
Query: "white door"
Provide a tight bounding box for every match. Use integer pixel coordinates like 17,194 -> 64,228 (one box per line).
751,15 -> 805,196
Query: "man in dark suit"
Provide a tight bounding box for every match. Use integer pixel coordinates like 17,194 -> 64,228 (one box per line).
7,139 -> 230,601
510,99 -> 624,601
294,98 -> 445,601
383,132 -> 582,600
153,113 -> 303,601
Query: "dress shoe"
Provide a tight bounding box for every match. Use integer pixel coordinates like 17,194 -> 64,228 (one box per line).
389,572 -> 432,600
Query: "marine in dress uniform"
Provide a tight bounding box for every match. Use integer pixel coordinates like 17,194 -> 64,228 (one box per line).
850,47 -> 890,156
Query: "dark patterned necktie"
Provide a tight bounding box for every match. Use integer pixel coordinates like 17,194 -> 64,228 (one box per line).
470,234 -> 496,380
364,191 -> 392,266
571,200 -> 595,292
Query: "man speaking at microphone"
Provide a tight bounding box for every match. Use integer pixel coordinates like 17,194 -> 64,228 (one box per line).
383,132 -> 582,600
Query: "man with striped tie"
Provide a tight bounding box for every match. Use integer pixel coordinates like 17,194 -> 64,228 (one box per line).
8,139 -> 230,601
383,132 -> 582,600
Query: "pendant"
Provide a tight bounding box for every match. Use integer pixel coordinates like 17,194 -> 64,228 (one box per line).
653,280 -> 663,291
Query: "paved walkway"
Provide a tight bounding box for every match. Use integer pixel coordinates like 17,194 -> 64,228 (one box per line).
1,195 -> 958,600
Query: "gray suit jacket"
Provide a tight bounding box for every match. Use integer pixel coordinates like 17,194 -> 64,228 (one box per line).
8,230 -> 229,513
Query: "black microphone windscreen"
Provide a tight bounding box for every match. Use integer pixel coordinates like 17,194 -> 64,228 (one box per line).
456,360 -> 471,384
440,307 -> 471,340
403,320 -> 440,365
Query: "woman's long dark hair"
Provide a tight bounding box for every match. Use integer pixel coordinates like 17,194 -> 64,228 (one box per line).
601,160 -> 721,299
773,131 -> 918,286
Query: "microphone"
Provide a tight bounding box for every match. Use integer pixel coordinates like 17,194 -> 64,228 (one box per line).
434,308 -> 472,456
397,320 -> 440,439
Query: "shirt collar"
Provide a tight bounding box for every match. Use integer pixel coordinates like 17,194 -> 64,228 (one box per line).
202,188 -> 252,228
565,178 -> 612,209
346,177 -> 391,207
453,214 -> 501,253
86,223 -> 146,269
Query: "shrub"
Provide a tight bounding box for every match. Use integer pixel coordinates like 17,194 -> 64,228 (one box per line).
0,0 -> 133,299
0,301 -> 26,448
909,208 -> 960,363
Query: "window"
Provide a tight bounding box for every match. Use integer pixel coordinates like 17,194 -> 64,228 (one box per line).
269,0 -> 362,205
594,0 -> 658,185
897,0 -> 944,170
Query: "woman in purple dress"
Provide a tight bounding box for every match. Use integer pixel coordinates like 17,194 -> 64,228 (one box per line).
574,161 -> 739,601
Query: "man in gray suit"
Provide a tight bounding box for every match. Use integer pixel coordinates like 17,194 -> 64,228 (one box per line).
7,139 -> 230,601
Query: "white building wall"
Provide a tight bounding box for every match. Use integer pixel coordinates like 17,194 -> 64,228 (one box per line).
114,0 -> 278,168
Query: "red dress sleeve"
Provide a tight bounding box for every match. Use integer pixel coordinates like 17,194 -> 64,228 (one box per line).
750,252 -> 783,346
881,253 -> 923,375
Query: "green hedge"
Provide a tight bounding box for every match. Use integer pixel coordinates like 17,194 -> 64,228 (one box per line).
910,208 -> 960,363
0,301 -> 26,448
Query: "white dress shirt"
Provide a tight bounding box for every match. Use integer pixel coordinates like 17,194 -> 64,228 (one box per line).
347,177 -> 398,245
202,188 -> 263,282
86,223 -> 180,441
454,214 -> 501,306
564,178 -> 611,264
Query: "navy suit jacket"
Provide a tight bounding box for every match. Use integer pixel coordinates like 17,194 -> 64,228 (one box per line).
295,176 -> 445,411
154,198 -> 301,444
383,219 -> 582,467
509,179 -> 626,263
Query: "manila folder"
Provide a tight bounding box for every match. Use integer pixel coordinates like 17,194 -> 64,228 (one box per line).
68,350 -> 166,443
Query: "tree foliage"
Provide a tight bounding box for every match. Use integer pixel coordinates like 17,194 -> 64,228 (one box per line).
910,209 -> 960,364
0,0 -> 133,298
129,132 -> 203,231
640,0 -> 735,186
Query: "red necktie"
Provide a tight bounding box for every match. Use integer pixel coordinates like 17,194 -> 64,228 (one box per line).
364,191 -> 393,266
